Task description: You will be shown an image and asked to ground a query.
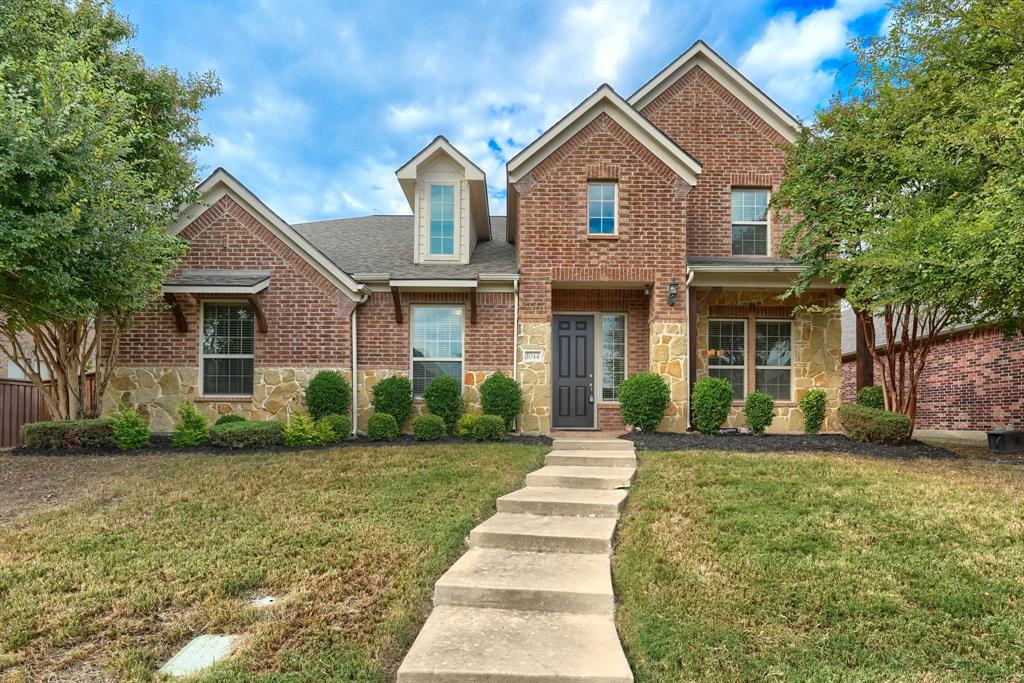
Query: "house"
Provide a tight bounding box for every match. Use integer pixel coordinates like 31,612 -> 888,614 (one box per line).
841,307 -> 1024,433
105,41 -> 844,435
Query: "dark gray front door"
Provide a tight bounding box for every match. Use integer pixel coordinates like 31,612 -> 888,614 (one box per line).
553,315 -> 595,429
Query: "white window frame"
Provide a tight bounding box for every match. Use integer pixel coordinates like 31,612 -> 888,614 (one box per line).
199,300 -> 255,397
754,318 -> 794,402
730,188 -> 771,256
598,313 -> 627,403
707,317 -> 747,401
409,304 -> 465,398
587,181 -> 618,235
428,182 -> 456,257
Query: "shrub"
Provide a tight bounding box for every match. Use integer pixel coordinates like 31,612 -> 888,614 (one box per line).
208,420 -> 283,449
480,371 -> 522,430
20,419 -> 113,450
472,414 -> 507,442
305,371 -> 351,421
855,385 -> 885,410
215,414 -> 246,426
110,407 -> 151,450
799,389 -> 828,434
317,413 -> 351,442
743,392 -> 775,436
423,375 -> 463,434
619,372 -> 671,432
838,404 -> 912,444
367,412 -> 399,441
691,376 -> 734,435
372,376 -> 413,430
412,413 -> 447,441
457,413 -> 479,439
283,413 -> 332,447
171,400 -> 209,447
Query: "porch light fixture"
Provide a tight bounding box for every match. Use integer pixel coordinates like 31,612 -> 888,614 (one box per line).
667,280 -> 679,307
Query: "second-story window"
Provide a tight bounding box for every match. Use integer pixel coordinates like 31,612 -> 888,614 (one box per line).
429,184 -> 455,255
588,182 -> 616,235
731,188 -> 769,255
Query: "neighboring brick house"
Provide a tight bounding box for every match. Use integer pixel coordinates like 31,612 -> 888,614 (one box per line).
840,308 -> 1024,432
107,41 -> 843,434
0,329 -> 48,381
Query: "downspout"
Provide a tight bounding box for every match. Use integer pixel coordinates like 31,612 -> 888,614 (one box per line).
684,269 -> 695,431
512,278 -> 520,433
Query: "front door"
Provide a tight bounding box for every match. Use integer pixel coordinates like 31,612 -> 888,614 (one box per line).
552,315 -> 595,429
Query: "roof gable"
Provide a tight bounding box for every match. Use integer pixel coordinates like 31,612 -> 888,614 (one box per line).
629,41 -> 801,143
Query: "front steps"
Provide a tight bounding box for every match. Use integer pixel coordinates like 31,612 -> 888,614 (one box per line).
397,436 -> 636,683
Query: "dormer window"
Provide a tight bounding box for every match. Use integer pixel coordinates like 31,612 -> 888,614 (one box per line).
429,184 -> 455,255
588,182 -> 617,235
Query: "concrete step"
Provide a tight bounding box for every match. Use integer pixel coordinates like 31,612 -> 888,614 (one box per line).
397,605 -> 633,683
552,438 -> 633,451
497,487 -> 627,518
434,548 -> 614,614
526,465 -> 635,491
546,450 -> 637,468
470,513 -> 617,554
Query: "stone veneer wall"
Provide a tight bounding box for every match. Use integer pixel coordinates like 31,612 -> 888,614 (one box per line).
650,322 -> 688,431
355,367 -> 499,433
517,322 -> 552,434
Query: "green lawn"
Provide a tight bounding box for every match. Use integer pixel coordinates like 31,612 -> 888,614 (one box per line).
614,451 -> 1024,682
0,444 -> 546,682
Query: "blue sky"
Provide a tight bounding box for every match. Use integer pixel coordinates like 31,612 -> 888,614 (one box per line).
115,0 -> 890,222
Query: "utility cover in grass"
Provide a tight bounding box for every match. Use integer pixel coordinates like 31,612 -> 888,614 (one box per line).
158,634 -> 241,677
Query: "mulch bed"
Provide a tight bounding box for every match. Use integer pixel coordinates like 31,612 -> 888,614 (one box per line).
623,431 -> 960,460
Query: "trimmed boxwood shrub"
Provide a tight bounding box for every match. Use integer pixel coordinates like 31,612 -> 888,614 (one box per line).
838,404 -> 911,444
412,413 -> 447,441
318,413 -> 351,442
691,376 -> 733,435
283,413 -> 332,447
367,412 -> 399,441
171,400 -> 209,447
480,371 -> 522,430
472,414 -> 507,442
110,407 -> 151,450
20,418 -> 113,450
215,414 -> 246,426
743,392 -> 775,436
457,413 -> 478,439
855,385 -> 885,410
305,371 -> 351,421
424,375 -> 463,434
799,389 -> 828,434
372,376 -> 413,430
208,420 -> 283,449
619,372 -> 671,432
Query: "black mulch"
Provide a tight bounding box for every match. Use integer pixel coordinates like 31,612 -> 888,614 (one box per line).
623,431 -> 959,460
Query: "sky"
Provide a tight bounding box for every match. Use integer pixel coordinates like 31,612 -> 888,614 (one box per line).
115,0 -> 891,223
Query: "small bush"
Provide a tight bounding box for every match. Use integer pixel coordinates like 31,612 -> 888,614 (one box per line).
367,412 -> 399,441
215,414 -> 246,426
424,375 -> 463,434
318,413 -> 351,442
110,407 -> 151,450
305,371 -> 351,421
412,413 -> 447,441
372,376 -> 413,430
619,372 -> 671,432
472,414 -> 507,442
838,404 -> 911,444
20,419 -> 113,450
171,400 -> 209,447
77,418 -> 115,448
208,420 -> 283,449
283,413 -> 332,447
457,413 -> 479,439
855,385 -> 885,410
799,389 -> 828,434
480,371 -> 522,430
691,376 -> 734,435
743,392 -> 775,436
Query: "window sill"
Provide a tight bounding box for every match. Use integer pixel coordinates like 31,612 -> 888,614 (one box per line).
195,395 -> 253,402
587,234 -> 620,240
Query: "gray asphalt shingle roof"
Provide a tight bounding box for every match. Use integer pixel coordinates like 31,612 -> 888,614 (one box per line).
292,215 -> 517,280
165,269 -> 272,287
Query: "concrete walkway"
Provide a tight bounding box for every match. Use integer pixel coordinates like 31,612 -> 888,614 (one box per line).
397,437 -> 636,682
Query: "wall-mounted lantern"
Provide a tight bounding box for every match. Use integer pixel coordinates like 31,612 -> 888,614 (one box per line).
667,280 -> 679,307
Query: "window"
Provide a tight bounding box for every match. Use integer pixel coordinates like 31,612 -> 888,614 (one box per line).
588,182 -> 616,234
429,184 -> 455,255
708,319 -> 746,401
731,188 -> 769,255
411,306 -> 463,396
202,302 -> 254,395
601,314 -> 626,401
6,360 -> 25,380
756,320 -> 792,401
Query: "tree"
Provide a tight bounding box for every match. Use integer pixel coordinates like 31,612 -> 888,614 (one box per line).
775,0 -> 1024,433
0,0 -> 218,418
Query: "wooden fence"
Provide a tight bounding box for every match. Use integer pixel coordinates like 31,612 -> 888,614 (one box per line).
0,375 -> 96,447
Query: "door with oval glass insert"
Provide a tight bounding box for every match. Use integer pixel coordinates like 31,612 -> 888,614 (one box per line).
552,315 -> 595,429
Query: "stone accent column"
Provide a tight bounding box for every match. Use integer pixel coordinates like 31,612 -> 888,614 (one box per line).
517,322 -> 552,434
649,322 -> 688,432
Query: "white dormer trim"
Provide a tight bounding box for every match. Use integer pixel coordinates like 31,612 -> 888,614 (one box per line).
628,40 -> 801,143
506,84 -> 702,186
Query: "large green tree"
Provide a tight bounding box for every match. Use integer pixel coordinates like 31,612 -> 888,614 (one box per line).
775,0 -> 1024,431
0,0 -> 218,418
